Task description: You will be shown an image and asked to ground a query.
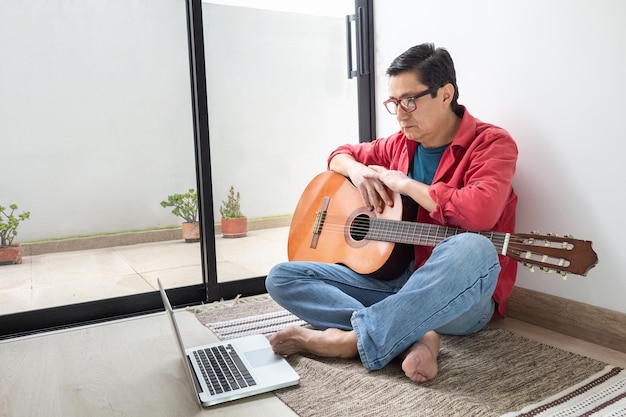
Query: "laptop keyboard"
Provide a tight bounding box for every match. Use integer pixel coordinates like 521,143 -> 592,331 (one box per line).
193,344 -> 257,395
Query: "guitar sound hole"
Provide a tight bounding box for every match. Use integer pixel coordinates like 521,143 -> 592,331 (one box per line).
350,214 -> 370,241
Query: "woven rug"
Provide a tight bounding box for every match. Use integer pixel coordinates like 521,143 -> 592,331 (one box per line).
192,295 -> 625,417
502,366 -> 626,416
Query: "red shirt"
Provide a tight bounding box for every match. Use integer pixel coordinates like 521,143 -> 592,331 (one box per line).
327,107 -> 518,316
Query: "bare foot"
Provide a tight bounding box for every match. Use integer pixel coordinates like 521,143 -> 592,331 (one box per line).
269,326 -> 358,359
401,331 -> 440,383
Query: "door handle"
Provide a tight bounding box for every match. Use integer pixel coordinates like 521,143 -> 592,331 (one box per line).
346,7 -> 368,79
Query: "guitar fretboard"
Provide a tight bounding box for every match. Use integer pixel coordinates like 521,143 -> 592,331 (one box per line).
366,218 -> 510,254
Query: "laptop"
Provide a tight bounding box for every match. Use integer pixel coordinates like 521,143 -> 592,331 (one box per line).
157,278 -> 300,407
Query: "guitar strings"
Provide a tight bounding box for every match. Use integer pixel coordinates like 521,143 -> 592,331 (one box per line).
299,213 -> 510,249
294,213 -> 574,273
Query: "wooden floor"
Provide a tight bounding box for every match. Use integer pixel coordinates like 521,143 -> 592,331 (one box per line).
0,310 -> 298,417
1,308 -> 625,417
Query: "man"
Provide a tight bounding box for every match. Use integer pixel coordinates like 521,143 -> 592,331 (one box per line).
265,43 -> 518,382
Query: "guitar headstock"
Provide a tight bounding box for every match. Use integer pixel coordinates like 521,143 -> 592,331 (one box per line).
506,232 -> 598,278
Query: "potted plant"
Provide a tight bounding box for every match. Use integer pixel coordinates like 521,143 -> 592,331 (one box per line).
0,204 -> 31,265
219,186 -> 247,238
160,188 -> 200,242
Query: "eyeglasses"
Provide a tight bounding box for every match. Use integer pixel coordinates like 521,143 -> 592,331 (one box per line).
383,86 -> 439,115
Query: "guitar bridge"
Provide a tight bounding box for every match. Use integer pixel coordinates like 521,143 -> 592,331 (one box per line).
310,197 -> 330,249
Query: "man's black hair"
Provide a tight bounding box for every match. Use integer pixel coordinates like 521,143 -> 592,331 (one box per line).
387,43 -> 462,117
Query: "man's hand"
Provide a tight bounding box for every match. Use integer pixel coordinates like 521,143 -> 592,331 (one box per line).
366,166 -> 412,194
366,166 -> 436,214
329,154 -> 422,214
348,165 -> 396,214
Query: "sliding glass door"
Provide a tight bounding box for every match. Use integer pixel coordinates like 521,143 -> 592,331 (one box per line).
0,0 -> 375,338
0,0 -> 200,315
202,0 -> 374,286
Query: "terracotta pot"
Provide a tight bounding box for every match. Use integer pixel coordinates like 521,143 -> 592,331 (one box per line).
181,222 -> 200,243
0,244 -> 23,265
221,217 -> 247,238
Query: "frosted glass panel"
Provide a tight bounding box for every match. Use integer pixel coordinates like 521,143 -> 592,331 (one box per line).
202,1 -> 359,282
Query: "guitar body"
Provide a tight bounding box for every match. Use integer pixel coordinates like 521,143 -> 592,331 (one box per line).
288,171 -> 415,279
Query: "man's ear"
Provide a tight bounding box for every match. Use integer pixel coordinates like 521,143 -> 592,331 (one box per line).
441,83 -> 455,105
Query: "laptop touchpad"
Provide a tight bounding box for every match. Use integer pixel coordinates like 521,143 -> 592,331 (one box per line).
245,347 -> 283,368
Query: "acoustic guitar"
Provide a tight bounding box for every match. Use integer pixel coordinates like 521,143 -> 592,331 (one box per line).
287,171 -> 598,280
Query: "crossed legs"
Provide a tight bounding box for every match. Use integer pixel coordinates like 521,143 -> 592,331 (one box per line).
265,234 -> 500,382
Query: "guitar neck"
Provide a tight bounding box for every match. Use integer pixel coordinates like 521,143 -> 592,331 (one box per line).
368,218 -> 508,254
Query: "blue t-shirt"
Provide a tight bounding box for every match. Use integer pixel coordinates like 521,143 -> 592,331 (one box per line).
408,143 -> 449,185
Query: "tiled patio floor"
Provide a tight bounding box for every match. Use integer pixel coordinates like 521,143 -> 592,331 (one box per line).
0,227 -> 289,315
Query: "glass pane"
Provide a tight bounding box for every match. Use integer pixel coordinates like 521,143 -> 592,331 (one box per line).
202,1 -> 359,283
0,0 -> 201,315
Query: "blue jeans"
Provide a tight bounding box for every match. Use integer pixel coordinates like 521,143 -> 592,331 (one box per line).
265,233 -> 500,371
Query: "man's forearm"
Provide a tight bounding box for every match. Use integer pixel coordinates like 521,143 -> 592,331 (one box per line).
329,153 -> 362,178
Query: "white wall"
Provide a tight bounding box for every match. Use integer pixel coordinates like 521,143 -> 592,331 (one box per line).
373,0 -> 626,313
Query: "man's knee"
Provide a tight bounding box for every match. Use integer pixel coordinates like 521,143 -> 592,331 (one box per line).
445,233 -> 498,263
432,234 -> 500,287
265,262 -> 288,296
265,261 -> 307,296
